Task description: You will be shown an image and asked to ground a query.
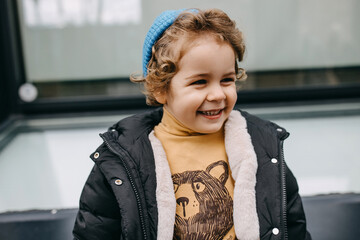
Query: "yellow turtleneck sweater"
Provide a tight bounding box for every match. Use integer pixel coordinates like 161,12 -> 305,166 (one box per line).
154,107 -> 236,240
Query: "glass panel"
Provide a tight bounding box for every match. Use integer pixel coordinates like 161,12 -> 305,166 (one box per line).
16,0 -> 360,101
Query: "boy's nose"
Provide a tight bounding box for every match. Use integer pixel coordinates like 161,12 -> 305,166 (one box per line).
207,85 -> 226,102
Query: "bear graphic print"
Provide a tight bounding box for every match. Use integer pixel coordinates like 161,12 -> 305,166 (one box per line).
172,160 -> 234,240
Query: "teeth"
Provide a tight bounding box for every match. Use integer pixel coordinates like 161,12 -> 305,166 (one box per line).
201,110 -> 221,116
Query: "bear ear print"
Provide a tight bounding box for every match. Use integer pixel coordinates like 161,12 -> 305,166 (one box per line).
206,160 -> 229,186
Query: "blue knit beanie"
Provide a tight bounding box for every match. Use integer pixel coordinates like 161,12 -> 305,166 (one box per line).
142,9 -> 198,76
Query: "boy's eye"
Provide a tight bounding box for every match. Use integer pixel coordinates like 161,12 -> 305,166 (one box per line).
221,78 -> 235,83
191,79 -> 207,85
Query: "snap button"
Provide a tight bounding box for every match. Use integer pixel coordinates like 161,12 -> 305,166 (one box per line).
271,158 -> 278,164
114,179 -> 123,185
94,152 -> 100,159
276,128 -> 283,132
272,228 -> 279,235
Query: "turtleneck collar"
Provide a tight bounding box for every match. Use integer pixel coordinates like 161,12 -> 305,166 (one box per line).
160,107 -> 199,136
159,107 -> 224,136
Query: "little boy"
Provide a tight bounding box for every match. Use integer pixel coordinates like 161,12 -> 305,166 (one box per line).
73,8 -> 311,240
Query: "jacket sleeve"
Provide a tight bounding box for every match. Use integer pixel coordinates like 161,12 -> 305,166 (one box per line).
285,164 -> 312,240
73,164 -> 122,240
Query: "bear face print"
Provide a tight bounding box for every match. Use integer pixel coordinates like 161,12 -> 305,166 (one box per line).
172,160 -> 233,240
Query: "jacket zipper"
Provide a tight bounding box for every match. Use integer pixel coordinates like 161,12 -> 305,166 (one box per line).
280,140 -> 288,240
101,134 -> 148,240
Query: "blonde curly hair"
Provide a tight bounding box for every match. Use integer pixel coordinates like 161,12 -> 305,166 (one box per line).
131,8 -> 246,106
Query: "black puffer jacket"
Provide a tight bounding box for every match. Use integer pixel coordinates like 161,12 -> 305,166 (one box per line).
73,108 -> 311,240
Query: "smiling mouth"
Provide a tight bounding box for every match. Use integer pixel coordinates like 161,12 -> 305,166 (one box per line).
198,109 -> 223,116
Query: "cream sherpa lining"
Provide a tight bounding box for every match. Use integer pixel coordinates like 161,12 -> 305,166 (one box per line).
148,110 -> 260,240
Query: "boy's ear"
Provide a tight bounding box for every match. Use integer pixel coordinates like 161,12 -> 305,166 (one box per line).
154,91 -> 167,104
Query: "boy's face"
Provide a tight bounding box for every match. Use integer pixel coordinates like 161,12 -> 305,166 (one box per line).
155,35 -> 237,134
